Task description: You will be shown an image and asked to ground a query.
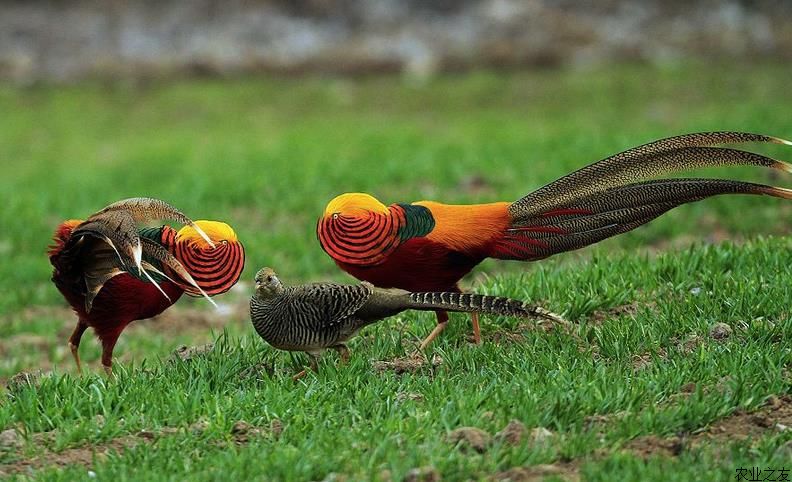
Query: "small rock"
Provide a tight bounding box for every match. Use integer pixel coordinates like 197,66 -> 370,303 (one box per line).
495,419 -> 526,446
689,287 -> 702,296
495,465 -> 565,481
680,382 -> 697,394
709,322 -> 732,341
395,392 -> 424,403
766,395 -> 782,409
0,429 -> 21,449
530,427 -> 554,445
775,423 -> 789,432
372,354 -> 443,374
774,440 -> 792,459
93,414 -> 106,428
190,420 -> 209,434
447,427 -> 491,453
404,466 -> 441,482
231,420 -> 251,435
88,471 -> 97,478
6,370 -> 45,392
172,343 -> 215,362
678,335 -> 702,354
270,419 -> 284,439
752,414 -> 773,428
378,469 -> 392,482
321,473 -> 348,482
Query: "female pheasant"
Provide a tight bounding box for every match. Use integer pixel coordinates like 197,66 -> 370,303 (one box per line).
250,267 -> 564,377
317,131 -> 792,348
49,198 -> 245,374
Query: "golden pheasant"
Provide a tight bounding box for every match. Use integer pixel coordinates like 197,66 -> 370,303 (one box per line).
317,132 -> 792,347
49,198 -> 245,374
249,267 -> 564,377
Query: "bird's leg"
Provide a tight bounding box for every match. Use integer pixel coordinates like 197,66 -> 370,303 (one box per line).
333,345 -> 351,364
67,320 -> 88,374
470,312 -> 481,345
100,331 -> 121,378
419,311 -> 449,350
292,352 -> 321,381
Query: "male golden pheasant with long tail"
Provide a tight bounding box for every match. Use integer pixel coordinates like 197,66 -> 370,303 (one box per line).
317,132 -> 792,348
49,198 -> 245,374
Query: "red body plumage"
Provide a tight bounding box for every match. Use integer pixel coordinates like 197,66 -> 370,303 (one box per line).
49,205 -> 245,372
319,198 -> 513,293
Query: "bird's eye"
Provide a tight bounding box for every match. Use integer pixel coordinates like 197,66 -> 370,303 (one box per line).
221,240 -> 228,245
266,276 -> 273,282
332,213 -> 339,219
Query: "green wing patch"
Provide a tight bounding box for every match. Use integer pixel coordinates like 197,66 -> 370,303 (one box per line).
396,203 -> 435,241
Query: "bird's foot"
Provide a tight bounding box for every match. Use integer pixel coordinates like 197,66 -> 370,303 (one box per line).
470,312 -> 482,345
68,342 -> 82,374
418,321 -> 449,351
335,346 -> 351,364
292,369 -> 308,381
533,307 -> 580,339
102,364 -> 113,377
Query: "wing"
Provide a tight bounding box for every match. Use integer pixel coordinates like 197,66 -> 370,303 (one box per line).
317,203 -> 435,266
285,283 -> 374,328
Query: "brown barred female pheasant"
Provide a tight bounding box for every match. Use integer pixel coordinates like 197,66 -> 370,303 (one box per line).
249,267 -> 564,376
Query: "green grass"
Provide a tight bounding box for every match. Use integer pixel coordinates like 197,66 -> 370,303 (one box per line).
1,63 -> 791,479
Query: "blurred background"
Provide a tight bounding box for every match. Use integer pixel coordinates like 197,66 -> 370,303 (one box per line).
1,0 -> 791,371
2,0 -> 792,81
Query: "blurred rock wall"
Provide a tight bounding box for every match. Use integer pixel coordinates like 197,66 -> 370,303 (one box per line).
1,0 -> 790,81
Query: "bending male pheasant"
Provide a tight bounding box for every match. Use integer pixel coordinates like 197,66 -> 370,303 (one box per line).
49,198 -> 245,374
249,267 -> 563,374
317,132 -> 792,347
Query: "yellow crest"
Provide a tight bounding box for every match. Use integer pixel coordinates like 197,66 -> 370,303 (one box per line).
323,193 -> 389,217
177,220 -> 238,248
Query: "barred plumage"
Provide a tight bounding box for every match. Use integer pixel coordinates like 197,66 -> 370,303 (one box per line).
249,267 -> 565,373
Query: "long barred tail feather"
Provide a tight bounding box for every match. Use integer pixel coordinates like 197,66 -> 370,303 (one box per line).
492,179 -> 792,260
510,132 -> 792,221
406,291 -> 565,324
494,130 -> 792,261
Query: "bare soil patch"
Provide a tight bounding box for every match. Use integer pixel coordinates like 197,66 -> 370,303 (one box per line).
623,394 -> 792,459
624,434 -> 685,458
589,300 -> 653,325
493,463 -> 580,482
0,417 -> 282,476
698,395 -> 792,444
372,353 -> 444,374
170,343 -> 215,362
136,301 -> 248,336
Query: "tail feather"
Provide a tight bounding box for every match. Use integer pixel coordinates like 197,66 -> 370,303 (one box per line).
510,133 -> 792,221
493,178 -> 792,261
406,291 -> 561,322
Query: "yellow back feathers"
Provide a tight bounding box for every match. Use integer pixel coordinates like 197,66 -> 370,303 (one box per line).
177,220 -> 238,248
324,193 -> 389,217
